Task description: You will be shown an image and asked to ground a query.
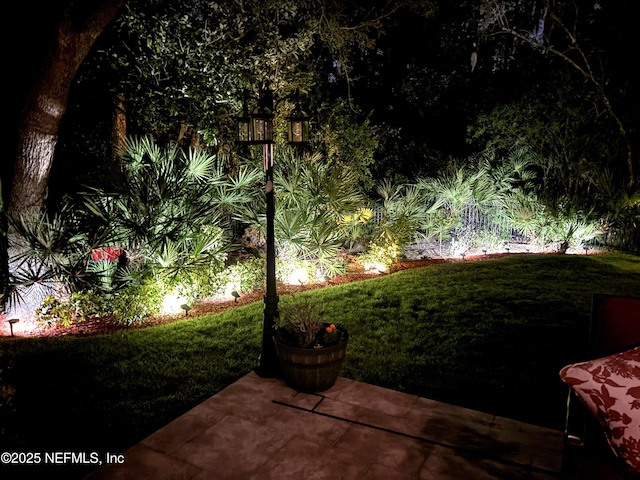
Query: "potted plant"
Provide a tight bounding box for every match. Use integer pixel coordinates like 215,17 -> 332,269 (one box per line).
273,296 -> 349,393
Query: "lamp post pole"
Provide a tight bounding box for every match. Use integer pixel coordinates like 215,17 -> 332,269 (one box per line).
258,141 -> 281,377
236,87 -> 309,378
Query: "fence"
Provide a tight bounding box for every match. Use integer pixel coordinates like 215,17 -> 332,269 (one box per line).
375,200 -> 638,252
594,224 -> 640,254
373,202 -> 521,241
456,202 -> 519,240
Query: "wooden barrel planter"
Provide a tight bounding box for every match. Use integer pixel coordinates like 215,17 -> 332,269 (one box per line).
273,327 -> 349,393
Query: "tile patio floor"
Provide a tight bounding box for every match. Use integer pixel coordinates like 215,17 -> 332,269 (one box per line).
84,372 -> 621,479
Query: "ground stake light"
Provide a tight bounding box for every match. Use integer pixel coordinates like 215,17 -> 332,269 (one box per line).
8,318 -> 19,337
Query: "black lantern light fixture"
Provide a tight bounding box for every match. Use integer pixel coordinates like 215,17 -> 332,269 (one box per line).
236,86 -> 309,378
286,93 -> 309,144
237,89 -> 275,145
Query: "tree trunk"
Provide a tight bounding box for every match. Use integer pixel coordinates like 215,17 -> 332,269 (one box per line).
4,0 -> 123,315
112,92 -> 127,159
8,0 -> 123,219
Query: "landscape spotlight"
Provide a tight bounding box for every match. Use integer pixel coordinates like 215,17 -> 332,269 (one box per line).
7,318 -> 19,337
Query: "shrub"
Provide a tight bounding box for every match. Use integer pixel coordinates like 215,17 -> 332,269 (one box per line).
340,207 -> 375,250
205,256 -> 266,298
358,241 -> 401,272
111,281 -> 164,325
35,290 -> 107,329
449,227 -> 477,257
373,180 -> 433,250
471,229 -> 511,252
545,210 -> 601,253
277,256 -> 326,285
78,136 -> 262,299
86,258 -> 120,295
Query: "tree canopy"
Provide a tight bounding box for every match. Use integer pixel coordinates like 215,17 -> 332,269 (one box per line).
23,0 -> 633,206
6,0 -> 639,223
47,0 -> 435,196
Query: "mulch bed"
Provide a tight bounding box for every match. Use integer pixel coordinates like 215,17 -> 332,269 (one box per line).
0,253 -> 513,339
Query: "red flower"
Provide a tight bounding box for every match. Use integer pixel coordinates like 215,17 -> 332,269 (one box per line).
91,246 -> 123,261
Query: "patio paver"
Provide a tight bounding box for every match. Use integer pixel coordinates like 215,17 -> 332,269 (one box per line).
83,371 -> 614,479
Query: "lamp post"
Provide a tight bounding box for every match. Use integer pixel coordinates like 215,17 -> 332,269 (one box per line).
236,88 -> 309,377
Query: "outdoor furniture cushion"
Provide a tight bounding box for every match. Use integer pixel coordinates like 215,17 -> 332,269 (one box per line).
560,345 -> 640,474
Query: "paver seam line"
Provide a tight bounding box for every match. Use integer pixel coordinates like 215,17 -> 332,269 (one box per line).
272,398 -> 563,478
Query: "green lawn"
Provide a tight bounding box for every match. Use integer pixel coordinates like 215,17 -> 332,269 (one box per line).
1,253 -> 639,477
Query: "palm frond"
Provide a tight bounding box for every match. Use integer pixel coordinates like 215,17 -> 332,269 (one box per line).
184,148 -> 215,182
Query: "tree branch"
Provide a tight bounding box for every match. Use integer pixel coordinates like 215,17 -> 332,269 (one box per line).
491,0 -> 634,183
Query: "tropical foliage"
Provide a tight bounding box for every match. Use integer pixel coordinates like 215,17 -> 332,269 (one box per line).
7,137 -> 260,322
78,136 -> 263,305
7,137 -> 638,328
9,139 -> 369,323
7,0 -> 639,319
239,149 -> 368,278
362,145 -> 611,260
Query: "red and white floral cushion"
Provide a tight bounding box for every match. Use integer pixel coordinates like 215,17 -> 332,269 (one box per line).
560,345 -> 640,474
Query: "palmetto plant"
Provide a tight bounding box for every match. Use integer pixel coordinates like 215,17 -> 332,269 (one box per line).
501,190 -> 546,243
373,180 -> 435,248
79,136 -> 263,297
413,163 -> 484,249
7,204 -> 91,314
417,165 -> 475,218
540,199 -> 601,253
8,137 -> 263,320
238,149 -> 367,277
476,146 -> 539,199
413,148 -> 542,248
592,169 -> 640,251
